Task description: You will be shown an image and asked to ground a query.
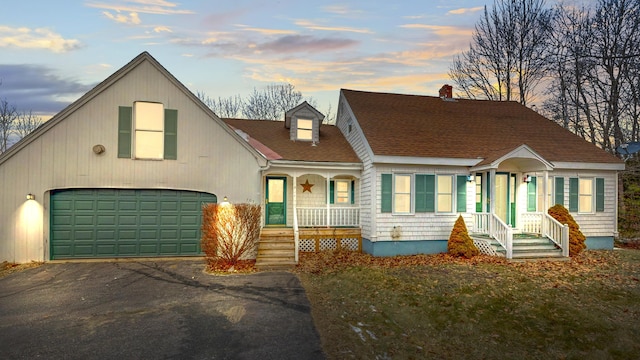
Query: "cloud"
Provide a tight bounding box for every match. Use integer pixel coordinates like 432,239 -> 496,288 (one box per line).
85,0 -> 194,15
0,26 -> 83,53
295,20 -> 372,34
0,64 -> 94,115
236,25 -> 296,36
153,26 -> 172,33
322,5 -> 363,16
102,11 -> 141,24
400,24 -> 473,37
258,35 -> 358,54
448,6 -> 484,15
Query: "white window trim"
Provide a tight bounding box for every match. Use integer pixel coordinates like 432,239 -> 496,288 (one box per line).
436,174 -> 454,214
133,101 -> 164,160
578,177 -> 595,214
334,179 -> 351,204
393,174 -> 413,215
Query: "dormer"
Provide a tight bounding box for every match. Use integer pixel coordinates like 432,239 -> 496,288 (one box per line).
284,101 -> 325,144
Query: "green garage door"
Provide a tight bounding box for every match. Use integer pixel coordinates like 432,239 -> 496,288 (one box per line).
51,189 -> 217,259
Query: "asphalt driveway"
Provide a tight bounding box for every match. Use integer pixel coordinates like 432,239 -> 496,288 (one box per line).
0,260 -> 324,359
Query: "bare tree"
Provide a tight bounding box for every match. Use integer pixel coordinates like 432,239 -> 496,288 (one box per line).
0,97 -> 18,154
197,91 -> 244,118
449,0 -> 553,105
243,83 -> 304,120
14,110 -> 43,139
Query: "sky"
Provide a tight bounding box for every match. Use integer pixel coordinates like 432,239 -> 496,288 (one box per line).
1,0 -> 493,120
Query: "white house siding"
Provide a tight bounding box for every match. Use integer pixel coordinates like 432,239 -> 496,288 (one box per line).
373,165 -> 473,243
0,59 -> 263,263
541,170 -> 619,238
336,98 -> 374,240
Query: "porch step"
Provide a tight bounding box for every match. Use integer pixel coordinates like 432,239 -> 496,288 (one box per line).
485,236 -> 564,259
256,228 -> 296,271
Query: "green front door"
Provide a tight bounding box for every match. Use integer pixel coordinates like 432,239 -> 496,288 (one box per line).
50,189 -> 217,259
265,177 -> 286,225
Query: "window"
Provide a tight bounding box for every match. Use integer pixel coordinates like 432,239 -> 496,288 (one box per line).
437,175 -> 453,213
579,178 -> 593,213
335,180 -> 350,204
475,175 -> 482,212
134,102 -> 164,159
569,177 -> 605,213
394,175 -> 412,213
297,118 -> 313,140
118,103 -> 177,160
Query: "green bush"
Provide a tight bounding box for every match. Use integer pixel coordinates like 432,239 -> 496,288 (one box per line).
547,204 -> 586,256
447,215 -> 479,258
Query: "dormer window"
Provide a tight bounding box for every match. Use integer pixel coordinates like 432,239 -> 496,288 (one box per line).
297,119 -> 313,140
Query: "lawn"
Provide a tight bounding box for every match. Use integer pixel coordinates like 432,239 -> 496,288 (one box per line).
295,249 -> 640,360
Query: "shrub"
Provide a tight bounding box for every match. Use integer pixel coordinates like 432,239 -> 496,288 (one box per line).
448,215 -> 479,258
201,203 -> 261,269
547,204 -> 586,256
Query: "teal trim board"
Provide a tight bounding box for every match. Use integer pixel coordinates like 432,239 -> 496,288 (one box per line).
585,236 -> 614,250
362,238 -> 448,256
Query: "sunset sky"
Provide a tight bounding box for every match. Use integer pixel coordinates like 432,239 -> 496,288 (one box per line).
1,0 -> 494,119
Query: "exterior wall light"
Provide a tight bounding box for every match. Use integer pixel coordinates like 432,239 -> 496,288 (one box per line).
466,175 -> 474,182
26,193 -> 35,201
523,175 -> 532,183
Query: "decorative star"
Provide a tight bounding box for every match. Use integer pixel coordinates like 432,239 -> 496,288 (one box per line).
301,179 -> 314,193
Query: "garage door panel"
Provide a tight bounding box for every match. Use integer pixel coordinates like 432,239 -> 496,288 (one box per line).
51,189 -> 216,259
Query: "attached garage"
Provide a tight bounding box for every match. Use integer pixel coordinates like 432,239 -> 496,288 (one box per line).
50,189 -> 217,259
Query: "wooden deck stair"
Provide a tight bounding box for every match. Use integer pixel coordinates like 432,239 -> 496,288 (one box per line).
256,228 -> 296,270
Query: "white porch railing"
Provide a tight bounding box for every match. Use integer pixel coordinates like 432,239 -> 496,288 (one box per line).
490,214 -> 513,259
520,212 -> 543,234
296,207 -> 360,227
542,213 -> 570,257
471,213 -> 490,234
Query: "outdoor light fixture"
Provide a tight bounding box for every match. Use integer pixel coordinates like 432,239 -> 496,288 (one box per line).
466,175 -> 474,182
26,193 -> 35,201
524,175 -> 532,183
223,196 -> 228,202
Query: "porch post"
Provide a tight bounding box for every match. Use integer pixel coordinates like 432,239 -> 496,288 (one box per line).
293,175 -> 299,263
326,174 -> 331,227
489,169 -> 496,235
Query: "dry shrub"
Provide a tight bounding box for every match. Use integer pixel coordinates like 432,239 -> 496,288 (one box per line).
201,203 -> 261,270
547,204 -> 586,256
447,215 -> 479,258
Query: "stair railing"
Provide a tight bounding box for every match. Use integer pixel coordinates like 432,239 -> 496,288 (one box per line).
543,213 -> 570,257
490,214 -> 513,259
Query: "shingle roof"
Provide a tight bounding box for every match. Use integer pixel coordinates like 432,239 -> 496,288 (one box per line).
342,89 -> 623,164
223,118 -> 360,163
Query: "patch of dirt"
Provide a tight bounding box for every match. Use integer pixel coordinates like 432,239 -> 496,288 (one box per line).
0,261 -> 43,278
203,259 -> 257,275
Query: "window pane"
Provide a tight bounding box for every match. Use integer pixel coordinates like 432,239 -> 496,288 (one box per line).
437,176 -> 452,193
135,131 -> 163,159
395,194 -> 411,213
579,195 -> 592,213
395,175 -> 411,193
438,194 -> 452,212
134,102 -> 163,130
336,180 -> 349,203
579,178 -> 593,194
298,119 -> 313,129
268,179 -> 284,202
297,128 -> 312,140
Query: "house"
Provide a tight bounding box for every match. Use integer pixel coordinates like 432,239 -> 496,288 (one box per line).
0,52 -> 625,264
0,52 -> 267,263
334,87 -> 625,258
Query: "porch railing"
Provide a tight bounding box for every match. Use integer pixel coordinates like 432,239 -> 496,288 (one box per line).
471,213 -> 490,234
542,213 -> 570,257
296,207 -> 360,227
520,212 -> 543,234
490,214 -> 513,259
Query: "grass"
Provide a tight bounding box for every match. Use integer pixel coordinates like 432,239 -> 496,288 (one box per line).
296,250 -> 640,360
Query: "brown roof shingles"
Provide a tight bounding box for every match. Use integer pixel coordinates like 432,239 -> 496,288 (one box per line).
342,89 -> 622,164
223,118 -> 360,163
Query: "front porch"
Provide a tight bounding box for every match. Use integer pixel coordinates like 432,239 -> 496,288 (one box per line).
471,212 -> 569,260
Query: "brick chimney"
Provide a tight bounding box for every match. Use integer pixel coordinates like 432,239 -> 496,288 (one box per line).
439,84 -> 453,99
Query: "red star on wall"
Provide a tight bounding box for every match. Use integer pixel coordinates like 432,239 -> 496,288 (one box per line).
301,179 -> 314,193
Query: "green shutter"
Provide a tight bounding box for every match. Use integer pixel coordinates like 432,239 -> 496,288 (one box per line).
596,178 -> 605,212
330,181 -> 335,204
569,178 -> 578,212
381,174 -> 392,213
164,109 -> 178,160
118,106 -> 132,158
456,175 -> 467,212
415,175 -> 435,213
554,177 -> 564,206
527,176 -> 537,212
351,180 -> 355,205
